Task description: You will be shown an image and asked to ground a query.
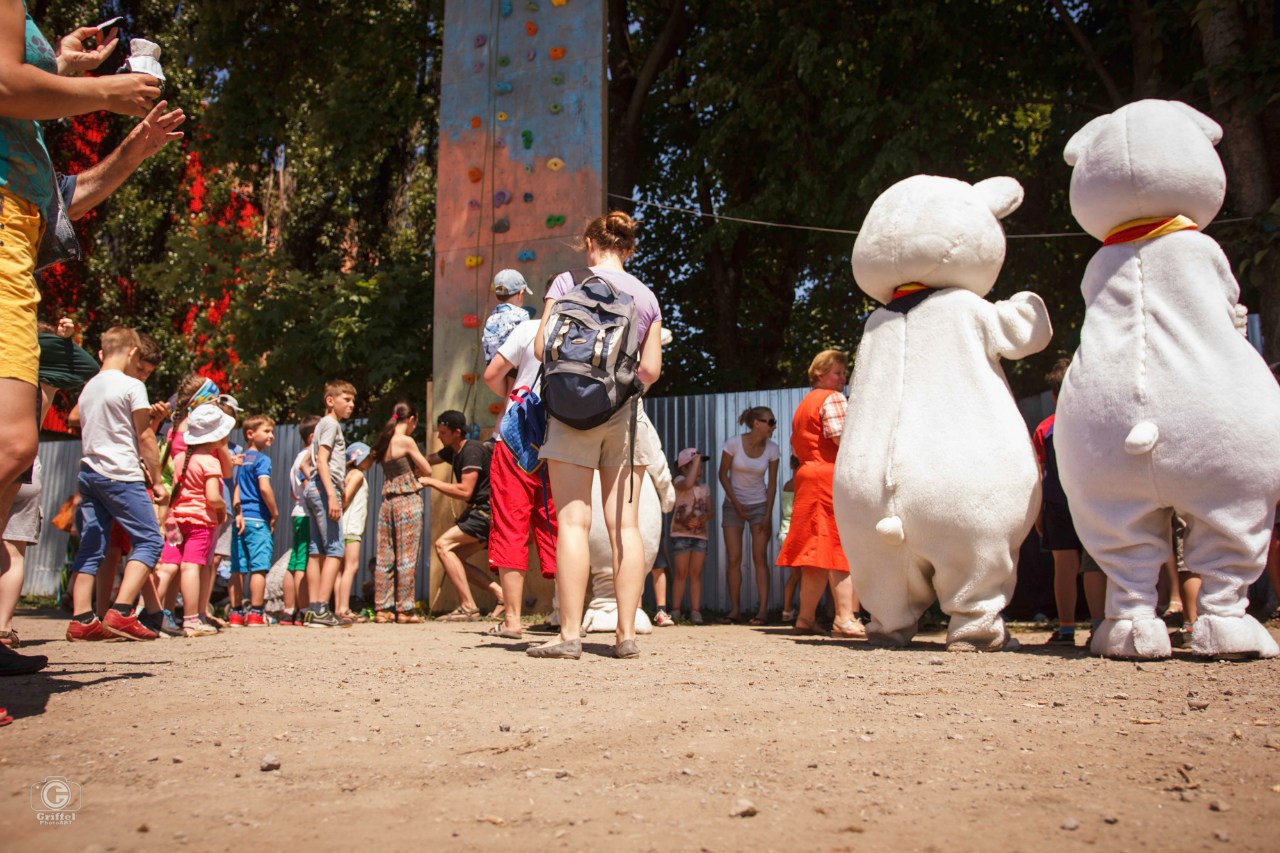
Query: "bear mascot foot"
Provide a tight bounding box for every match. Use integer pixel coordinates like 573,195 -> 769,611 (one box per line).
1190,614 -> 1279,660
1089,617 -> 1172,659
947,625 -> 1020,653
863,621 -> 915,648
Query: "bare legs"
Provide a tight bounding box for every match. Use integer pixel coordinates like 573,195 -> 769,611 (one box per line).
336,540 -> 361,615
723,524 -> 744,619
541,461 -> 644,646
0,541 -> 25,634
435,526 -> 486,611
671,548 -> 705,617
498,568 -> 524,633
1052,549 -> 1082,629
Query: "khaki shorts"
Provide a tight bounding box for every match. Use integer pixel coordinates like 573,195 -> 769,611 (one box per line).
539,403 -> 658,470
0,188 -> 43,387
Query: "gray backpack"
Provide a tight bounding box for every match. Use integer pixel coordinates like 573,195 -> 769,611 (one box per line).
541,268 -> 644,430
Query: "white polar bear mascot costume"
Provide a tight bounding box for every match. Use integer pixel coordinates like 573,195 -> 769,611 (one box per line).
835,174 -> 1052,651
1055,99 -> 1280,661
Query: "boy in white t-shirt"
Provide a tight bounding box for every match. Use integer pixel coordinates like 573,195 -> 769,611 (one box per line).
482,317 -> 557,638
66,327 -> 168,642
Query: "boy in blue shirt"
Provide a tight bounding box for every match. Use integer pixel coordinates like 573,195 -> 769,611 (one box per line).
231,414 -> 278,626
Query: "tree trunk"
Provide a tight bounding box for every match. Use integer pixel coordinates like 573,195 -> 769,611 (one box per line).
1198,0 -> 1280,360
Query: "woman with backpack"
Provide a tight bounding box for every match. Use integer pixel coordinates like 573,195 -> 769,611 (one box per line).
529,211 -> 663,660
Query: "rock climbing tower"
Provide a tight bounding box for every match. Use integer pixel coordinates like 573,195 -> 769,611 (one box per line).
433,0 -> 607,425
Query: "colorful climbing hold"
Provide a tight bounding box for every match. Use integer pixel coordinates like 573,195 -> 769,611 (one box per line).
521,129 -> 533,149
551,0 -> 568,5
517,249 -> 536,262
470,115 -> 481,129
522,192 -> 534,202
468,200 -> 481,210
494,190 -> 511,207
467,167 -> 483,183
546,157 -> 565,171
462,373 -> 478,385
494,138 -> 506,148
527,49 -> 536,61
549,47 -> 566,61
495,81 -> 513,94
462,314 -> 480,329
526,1 -> 540,10
551,73 -> 564,85
546,215 -> 566,228
498,55 -> 510,67
488,402 -> 505,416
473,62 -> 484,73
524,164 -> 534,174
525,21 -> 538,36
465,255 -> 484,268
501,0 -> 513,16
549,102 -> 563,114
474,34 -> 487,48
497,111 -> 508,121
492,218 -> 510,234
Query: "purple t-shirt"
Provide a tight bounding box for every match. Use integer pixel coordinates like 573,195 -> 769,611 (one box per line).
545,267 -> 662,346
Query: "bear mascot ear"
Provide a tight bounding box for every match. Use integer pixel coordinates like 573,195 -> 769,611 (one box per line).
1168,101 -> 1223,145
1063,113 -> 1109,167
973,176 -> 1024,221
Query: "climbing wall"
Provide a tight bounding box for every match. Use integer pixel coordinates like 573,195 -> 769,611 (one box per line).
433,0 -> 607,424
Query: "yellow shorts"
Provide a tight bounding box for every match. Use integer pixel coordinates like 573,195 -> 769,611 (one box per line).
538,402 -> 658,470
0,187 -> 43,387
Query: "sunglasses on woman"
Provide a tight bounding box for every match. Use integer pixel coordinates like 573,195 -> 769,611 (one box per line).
762,418 -> 777,427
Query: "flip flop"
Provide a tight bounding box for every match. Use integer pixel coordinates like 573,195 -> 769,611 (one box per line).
487,625 -> 523,639
748,616 -> 768,626
0,708 -> 11,727
437,607 -> 480,622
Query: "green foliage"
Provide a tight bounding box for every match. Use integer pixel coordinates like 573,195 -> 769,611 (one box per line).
34,0 -> 440,422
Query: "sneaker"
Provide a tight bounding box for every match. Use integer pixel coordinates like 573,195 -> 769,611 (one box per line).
654,609 -> 675,627
183,619 -> 218,638
304,608 -> 341,628
280,610 -> 297,626
246,611 -> 266,627
138,610 -> 169,639
227,610 -> 246,627
159,610 -> 184,637
102,608 -> 158,641
690,611 -> 704,626
1045,627 -> 1076,646
65,618 -> 113,642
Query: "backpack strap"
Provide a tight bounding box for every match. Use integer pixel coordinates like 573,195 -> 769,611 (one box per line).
569,268 -> 594,287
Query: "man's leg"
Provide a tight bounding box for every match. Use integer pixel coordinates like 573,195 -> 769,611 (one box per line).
436,526 -> 482,611
1052,549 -> 1081,630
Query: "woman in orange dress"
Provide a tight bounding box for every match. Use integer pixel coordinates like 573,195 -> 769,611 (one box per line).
777,350 -> 863,637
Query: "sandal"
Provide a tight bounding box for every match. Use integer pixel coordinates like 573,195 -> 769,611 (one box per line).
748,615 -> 768,627
831,618 -> 866,639
0,629 -> 20,649
336,610 -> 369,624
374,611 -> 396,624
487,624 -> 523,639
792,620 -> 826,636
396,612 -> 425,623
781,610 -> 795,623
436,606 -> 474,622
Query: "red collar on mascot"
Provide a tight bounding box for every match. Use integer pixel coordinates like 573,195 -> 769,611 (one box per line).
1103,215 -> 1198,246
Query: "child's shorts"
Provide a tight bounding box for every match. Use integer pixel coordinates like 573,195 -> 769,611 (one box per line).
231,518 -> 273,573
670,536 -> 707,555
304,480 -> 344,558
722,500 -> 767,528
344,533 -> 363,545
1041,501 -> 1082,551
161,523 -> 217,566
288,514 -> 310,572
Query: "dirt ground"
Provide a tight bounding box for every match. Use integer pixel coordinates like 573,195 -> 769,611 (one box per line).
2,610 -> 1279,853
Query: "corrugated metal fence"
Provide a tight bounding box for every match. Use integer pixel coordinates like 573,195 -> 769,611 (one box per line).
26,389 -> 1053,613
